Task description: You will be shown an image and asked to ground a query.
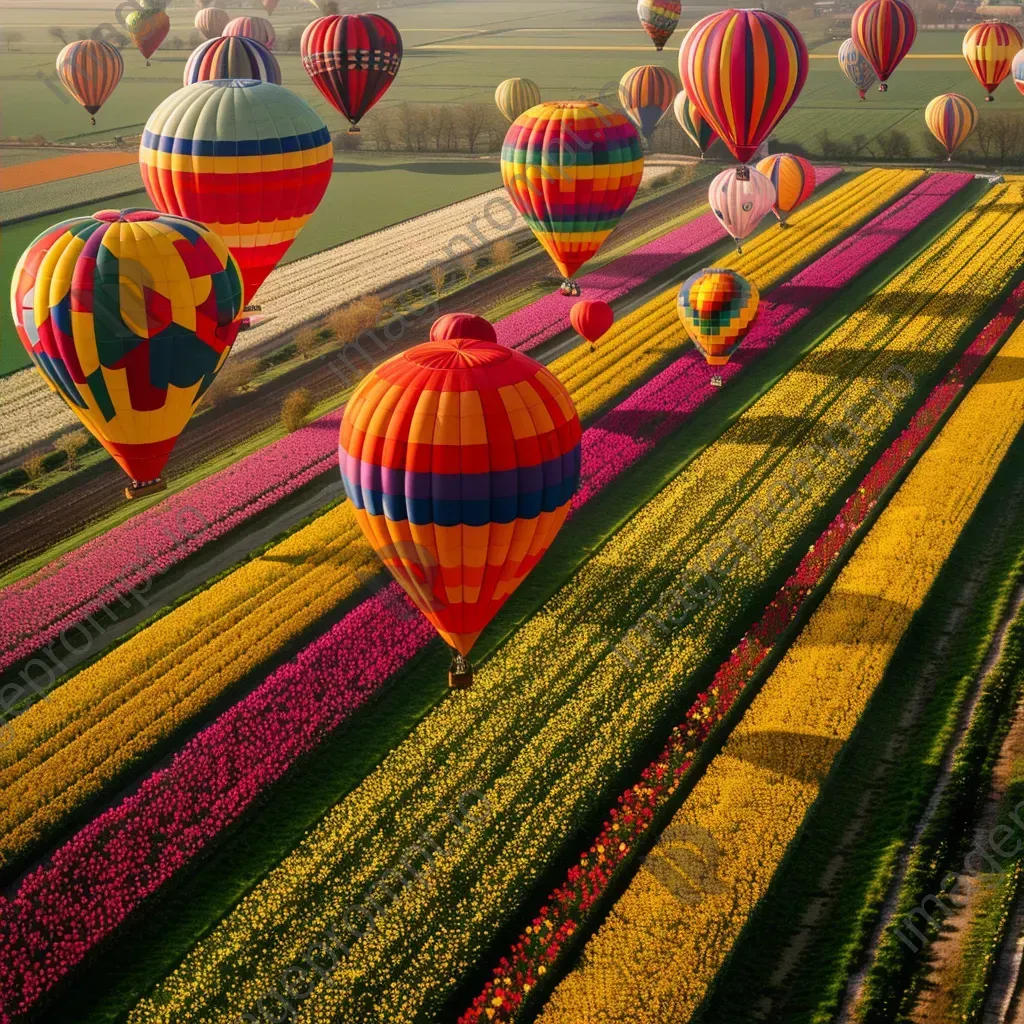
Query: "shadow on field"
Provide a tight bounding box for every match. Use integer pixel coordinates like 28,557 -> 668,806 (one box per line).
726,730 -> 846,784
332,160 -> 498,175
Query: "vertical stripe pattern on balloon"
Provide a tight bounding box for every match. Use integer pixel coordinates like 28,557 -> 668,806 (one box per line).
851,0 -> 917,88
55,40 -> 124,117
183,36 -> 282,86
925,92 -> 977,156
223,16 -> 277,50
618,65 -> 678,141
637,0 -> 682,51
962,21 -> 1023,98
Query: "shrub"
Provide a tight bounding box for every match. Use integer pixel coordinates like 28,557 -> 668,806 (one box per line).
203,358 -> 254,407
53,431 -> 88,472
281,388 -> 314,433
21,454 -> 46,485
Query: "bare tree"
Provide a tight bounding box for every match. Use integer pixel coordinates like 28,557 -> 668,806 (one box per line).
3,31 -> 25,52
397,103 -> 428,151
459,104 -> 489,153
876,129 -> 911,161
484,108 -> 507,151
371,107 -> 397,151
431,105 -> 456,152
49,26 -> 69,45
203,358 -> 254,407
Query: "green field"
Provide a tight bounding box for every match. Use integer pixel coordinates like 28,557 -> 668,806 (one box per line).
0,153 -> 500,376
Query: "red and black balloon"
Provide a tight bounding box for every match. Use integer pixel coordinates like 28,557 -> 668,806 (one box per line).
300,14 -> 402,133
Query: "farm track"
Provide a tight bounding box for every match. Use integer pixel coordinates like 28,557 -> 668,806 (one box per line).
0,181 -> 700,576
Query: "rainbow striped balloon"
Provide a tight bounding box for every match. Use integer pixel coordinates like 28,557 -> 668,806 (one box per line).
140,80 -> 333,303
925,93 -> 977,159
10,210 -> 243,487
679,9 -> 808,164
755,153 -> 816,223
618,65 -> 677,143
184,36 -> 281,86
963,21 -> 1022,99
501,100 -> 643,287
677,268 -> 760,367
55,40 -> 123,125
851,0 -> 916,91
223,16 -> 276,50
637,0 -> 682,51
495,77 -> 542,123
339,335 -> 581,670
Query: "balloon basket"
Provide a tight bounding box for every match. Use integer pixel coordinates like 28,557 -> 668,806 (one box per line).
735,165 -> 751,182
710,374 -> 724,389
986,95 -> 994,102
125,478 -> 166,500
559,279 -> 581,298
449,652 -> 473,690
879,83 -> 888,92
347,126 -> 361,135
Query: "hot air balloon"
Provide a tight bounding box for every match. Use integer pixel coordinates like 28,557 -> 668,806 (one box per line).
141,80 -> 333,303
195,7 -> 230,40
125,6 -> 170,66
674,91 -> 718,158
570,300 -> 614,352
430,312 -> 498,344
55,40 -> 123,126
11,210 -> 243,496
963,21 -> 1022,100
755,153 -> 815,225
677,268 -> 760,367
301,14 -> 402,133
637,0 -> 682,51
1013,48 -> 1024,94
184,35 -> 281,85
679,9 -> 809,164
851,0 -> 916,92
925,93 -> 977,159
223,16 -> 276,50
262,0 -> 280,13
501,101 -> 643,296
618,65 -> 677,145
339,336 -> 582,688
495,78 -> 542,124
838,38 -> 877,99
708,167 -> 776,252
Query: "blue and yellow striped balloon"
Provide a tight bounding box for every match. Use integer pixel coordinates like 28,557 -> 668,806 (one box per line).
925,92 -> 977,158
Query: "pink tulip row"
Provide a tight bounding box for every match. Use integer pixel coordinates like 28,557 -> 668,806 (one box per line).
0,172 -> 959,1018
572,171 -> 974,511
496,166 -> 844,355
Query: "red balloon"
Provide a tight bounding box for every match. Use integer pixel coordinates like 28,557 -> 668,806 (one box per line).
570,300 -> 614,348
430,313 -> 497,344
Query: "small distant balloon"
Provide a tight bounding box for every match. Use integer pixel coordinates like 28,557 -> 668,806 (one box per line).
618,65 -> 677,145
495,78 -> 542,123
962,21 -> 1022,100
55,40 -> 124,125
673,91 -> 718,158
570,300 -> 615,351
195,7 -> 230,40
838,38 -> 877,99
925,93 -> 977,159
637,0 -> 682,51
1013,48 -> 1024,95
223,16 -> 276,50
677,269 -> 760,367
125,6 -> 170,65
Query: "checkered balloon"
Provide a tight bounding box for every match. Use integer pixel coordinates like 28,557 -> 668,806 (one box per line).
677,268 -> 760,366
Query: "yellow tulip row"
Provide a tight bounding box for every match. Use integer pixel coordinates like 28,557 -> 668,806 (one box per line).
554,168 -> 924,421
0,170 -> 913,870
536,288 -> 1024,1024
125,183 -> 1024,1024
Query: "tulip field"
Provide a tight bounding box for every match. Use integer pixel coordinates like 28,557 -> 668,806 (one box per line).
8,163 -> 1024,1024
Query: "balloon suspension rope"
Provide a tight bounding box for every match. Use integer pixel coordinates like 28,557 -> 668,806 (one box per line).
146,60 -> 151,67
449,651 -> 473,690
90,116 -> 96,126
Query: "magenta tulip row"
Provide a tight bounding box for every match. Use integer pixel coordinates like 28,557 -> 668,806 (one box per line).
0,172 -> 964,1018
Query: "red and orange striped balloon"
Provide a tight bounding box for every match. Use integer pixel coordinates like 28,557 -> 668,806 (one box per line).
55,40 -> 123,125
962,21 -> 1022,100
678,9 -> 808,164
851,0 -> 917,91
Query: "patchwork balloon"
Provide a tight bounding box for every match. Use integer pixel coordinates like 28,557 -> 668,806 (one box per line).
501,100 -> 644,293
223,16 -> 276,50
679,9 -> 808,164
962,21 -> 1022,100
10,210 -> 243,491
677,268 -> 760,367
570,300 -> 614,351
55,40 -> 123,125
838,38 -> 877,99
673,91 -> 718,157
495,77 -> 542,123
755,153 -> 816,224
851,0 -> 916,91
339,336 -> 582,686
184,36 -> 281,85
194,7 -> 229,39
708,167 -> 776,252
925,93 -> 977,159
141,80 -> 333,303
637,0 -> 682,51
618,65 -> 677,144
430,312 -> 497,344
125,6 -> 169,65
301,14 -> 403,132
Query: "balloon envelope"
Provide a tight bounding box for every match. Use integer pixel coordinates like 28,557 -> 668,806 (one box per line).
708,167 -> 776,248
851,0 -> 916,90
140,80 -> 333,303
10,209 -> 243,485
570,300 -> 614,346
262,0 -> 280,12
184,36 -> 281,85
637,0 -> 682,51
301,14 -> 402,127
618,65 -> 677,142
962,21 -> 1022,98
679,9 -> 809,164
430,313 -> 497,344
755,154 -> 815,222
125,8 -> 169,61
677,269 -> 760,367
495,78 -> 542,123
223,16 -> 276,50
673,91 -> 718,155
56,40 -> 123,122
339,336 -> 582,657
838,38 -> 877,98
194,7 -> 230,39
501,100 -> 643,285
1013,47 -> 1024,94
925,92 -> 977,156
